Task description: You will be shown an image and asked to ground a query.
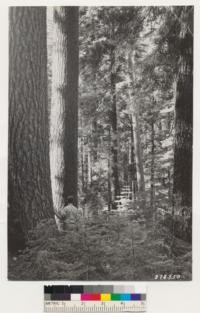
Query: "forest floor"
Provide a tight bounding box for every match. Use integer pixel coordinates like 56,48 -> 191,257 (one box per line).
8,213 -> 192,281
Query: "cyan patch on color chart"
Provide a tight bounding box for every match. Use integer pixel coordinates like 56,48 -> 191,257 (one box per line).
120,293 -> 131,300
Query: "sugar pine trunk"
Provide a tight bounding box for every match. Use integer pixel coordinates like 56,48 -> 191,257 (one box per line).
50,7 -> 79,211
8,7 -> 53,252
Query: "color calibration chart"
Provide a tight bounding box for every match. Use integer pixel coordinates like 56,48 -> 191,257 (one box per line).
44,285 -> 147,312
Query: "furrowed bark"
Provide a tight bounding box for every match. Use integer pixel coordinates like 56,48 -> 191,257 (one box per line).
9,7 -> 53,252
173,7 -> 193,214
50,7 -> 79,211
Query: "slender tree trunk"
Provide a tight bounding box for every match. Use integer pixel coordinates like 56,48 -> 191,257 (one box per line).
123,150 -> 128,186
128,49 -> 145,209
130,120 -> 138,200
87,149 -> 92,185
131,113 -> 145,196
168,169 -> 172,208
50,7 -> 79,211
79,114 -> 85,193
91,74 -> 98,163
110,46 -> 120,199
8,7 -> 53,252
173,7 -> 193,214
108,127 -> 112,210
150,119 -> 155,213
81,140 -> 85,193
92,119 -> 98,162
108,157 -> 112,211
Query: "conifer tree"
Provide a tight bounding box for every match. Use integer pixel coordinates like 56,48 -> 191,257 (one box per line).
50,7 -> 79,211
8,7 -> 53,252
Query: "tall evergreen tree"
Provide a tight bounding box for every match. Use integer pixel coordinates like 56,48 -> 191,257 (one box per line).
8,7 -> 53,252
173,6 -> 193,213
50,7 -> 79,211
110,42 -> 120,199
127,49 -> 146,208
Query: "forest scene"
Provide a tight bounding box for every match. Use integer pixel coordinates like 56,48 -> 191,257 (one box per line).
8,6 -> 193,281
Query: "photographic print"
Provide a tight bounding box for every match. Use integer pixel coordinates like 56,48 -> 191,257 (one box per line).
8,6 -> 193,281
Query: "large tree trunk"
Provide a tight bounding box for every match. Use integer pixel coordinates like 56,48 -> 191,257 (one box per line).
173,7 -> 193,214
64,7 -> 79,206
8,7 -> 53,252
49,7 -> 66,212
110,46 -> 120,199
50,7 -> 79,211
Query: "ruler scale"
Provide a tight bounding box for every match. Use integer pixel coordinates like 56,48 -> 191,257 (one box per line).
44,285 -> 146,312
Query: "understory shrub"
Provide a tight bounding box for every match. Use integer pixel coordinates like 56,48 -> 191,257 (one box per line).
8,215 -> 192,280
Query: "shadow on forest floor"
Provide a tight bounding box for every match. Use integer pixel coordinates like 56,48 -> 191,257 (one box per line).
8,214 -> 192,281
